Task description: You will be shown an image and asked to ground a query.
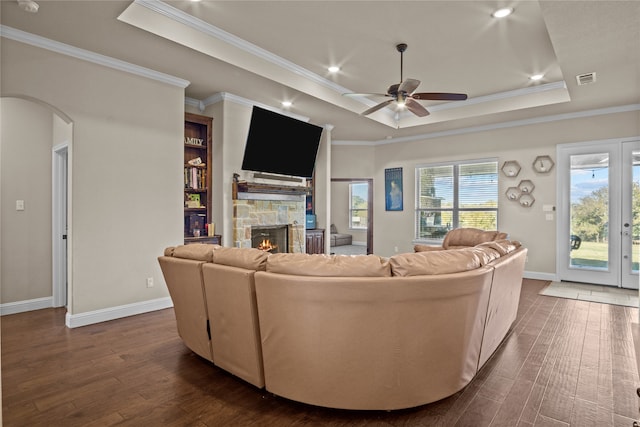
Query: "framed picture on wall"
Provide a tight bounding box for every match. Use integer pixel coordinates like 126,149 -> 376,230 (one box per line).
385,167 -> 403,211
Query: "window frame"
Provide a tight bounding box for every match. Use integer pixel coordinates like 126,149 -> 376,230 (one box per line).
414,158 -> 499,243
349,181 -> 368,230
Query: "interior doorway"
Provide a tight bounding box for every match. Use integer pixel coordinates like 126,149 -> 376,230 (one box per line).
330,178 -> 373,254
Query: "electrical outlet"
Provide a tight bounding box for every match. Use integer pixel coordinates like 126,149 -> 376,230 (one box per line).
146,277 -> 154,288
16,200 -> 24,211
394,246 -> 399,253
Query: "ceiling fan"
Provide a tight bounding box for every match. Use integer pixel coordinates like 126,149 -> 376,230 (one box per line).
343,43 -> 468,117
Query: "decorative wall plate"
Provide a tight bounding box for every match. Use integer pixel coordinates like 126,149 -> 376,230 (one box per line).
518,180 -> 535,194
533,155 -> 554,173
505,187 -> 521,201
519,193 -> 535,207
501,160 -> 521,177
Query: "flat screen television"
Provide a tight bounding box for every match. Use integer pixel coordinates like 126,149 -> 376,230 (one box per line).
241,106 -> 323,179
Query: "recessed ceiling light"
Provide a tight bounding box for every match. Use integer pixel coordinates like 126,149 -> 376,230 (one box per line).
281,101 -> 292,107
529,74 -> 544,81
328,66 -> 340,73
492,7 -> 513,18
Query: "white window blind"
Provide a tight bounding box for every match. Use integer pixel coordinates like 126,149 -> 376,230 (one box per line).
415,160 -> 498,240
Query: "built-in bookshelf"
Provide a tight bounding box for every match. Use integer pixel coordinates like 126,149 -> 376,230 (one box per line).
184,112 -> 220,244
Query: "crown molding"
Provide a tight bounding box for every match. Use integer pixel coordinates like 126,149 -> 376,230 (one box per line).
333,103 -> 640,146
0,25 -> 190,88
185,93 -> 311,122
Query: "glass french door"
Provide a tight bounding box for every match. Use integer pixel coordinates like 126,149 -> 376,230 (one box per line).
557,139 -> 639,289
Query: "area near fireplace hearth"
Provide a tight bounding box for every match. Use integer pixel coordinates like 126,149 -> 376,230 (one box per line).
232,181 -> 307,253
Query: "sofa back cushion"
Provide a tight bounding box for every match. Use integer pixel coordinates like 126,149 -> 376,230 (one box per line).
171,243 -> 221,262
212,247 -> 269,271
266,253 -> 391,277
389,249 -> 483,277
475,239 -> 520,256
442,228 -> 502,249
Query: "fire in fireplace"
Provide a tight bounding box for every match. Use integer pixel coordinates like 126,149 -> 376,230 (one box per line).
251,225 -> 289,253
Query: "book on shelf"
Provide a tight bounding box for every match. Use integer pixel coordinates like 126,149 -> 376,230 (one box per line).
184,166 -> 207,190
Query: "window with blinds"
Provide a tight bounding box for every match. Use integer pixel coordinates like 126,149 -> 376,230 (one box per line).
415,159 -> 498,240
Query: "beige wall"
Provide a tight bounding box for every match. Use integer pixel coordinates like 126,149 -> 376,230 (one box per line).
1,98 -> 53,303
1,39 -> 185,315
332,110 -> 640,276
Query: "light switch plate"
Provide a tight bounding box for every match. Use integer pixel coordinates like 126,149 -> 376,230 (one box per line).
16,200 -> 25,211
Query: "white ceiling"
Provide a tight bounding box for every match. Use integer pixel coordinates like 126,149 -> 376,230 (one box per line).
1,0 -> 639,142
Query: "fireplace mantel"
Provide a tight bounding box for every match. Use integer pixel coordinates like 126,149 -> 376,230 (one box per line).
233,181 -> 309,200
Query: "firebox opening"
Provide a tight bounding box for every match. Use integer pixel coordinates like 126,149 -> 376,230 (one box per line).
251,225 -> 289,253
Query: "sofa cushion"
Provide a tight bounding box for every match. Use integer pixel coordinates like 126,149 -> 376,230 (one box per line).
466,246 -> 501,265
476,239 -> 520,256
171,244 -> 220,262
443,228 -> 500,249
266,253 -> 391,277
212,247 -> 269,271
389,249 -> 482,277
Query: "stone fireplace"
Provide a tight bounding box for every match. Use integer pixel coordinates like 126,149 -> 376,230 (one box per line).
232,182 -> 307,253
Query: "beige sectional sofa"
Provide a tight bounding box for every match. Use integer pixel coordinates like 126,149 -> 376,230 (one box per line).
158,239 -> 527,410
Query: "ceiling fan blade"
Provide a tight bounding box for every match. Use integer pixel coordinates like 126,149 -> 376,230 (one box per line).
412,92 -> 468,101
398,78 -> 421,94
361,99 -> 394,116
404,98 -> 430,117
343,92 -> 391,98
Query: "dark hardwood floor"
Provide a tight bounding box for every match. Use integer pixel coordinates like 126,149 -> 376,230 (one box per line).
2,279 -> 639,426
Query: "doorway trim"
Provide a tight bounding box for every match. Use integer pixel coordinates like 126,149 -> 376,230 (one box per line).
331,178 -> 373,254
52,142 -> 68,307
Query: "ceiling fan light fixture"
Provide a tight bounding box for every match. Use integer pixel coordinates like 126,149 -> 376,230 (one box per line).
492,7 -> 513,18
17,0 -> 39,13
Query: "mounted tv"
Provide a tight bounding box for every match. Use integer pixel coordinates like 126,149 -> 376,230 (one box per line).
242,106 -> 323,179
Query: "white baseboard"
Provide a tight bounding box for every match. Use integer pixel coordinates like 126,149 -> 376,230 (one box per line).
524,271 -> 557,282
66,297 -> 174,328
0,297 -> 53,315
